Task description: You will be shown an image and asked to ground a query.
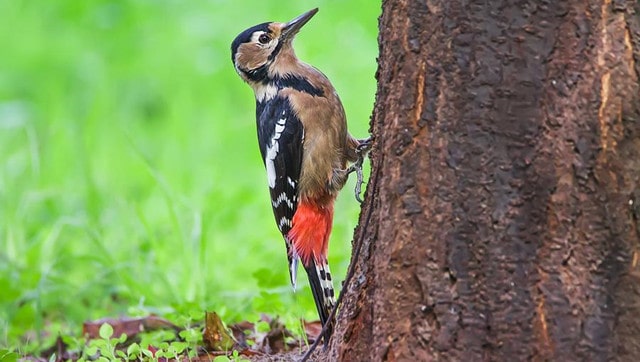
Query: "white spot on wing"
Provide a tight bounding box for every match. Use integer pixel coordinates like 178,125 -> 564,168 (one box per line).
265,141 -> 279,188
273,192 -> 294,209
278,216 -> 291,229
287,177 -> 296,188
265,115 -> 287,189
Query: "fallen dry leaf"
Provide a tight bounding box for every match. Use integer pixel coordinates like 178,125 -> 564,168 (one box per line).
202,311 -> 235,351
82,315 -> 180,340
303,320 -> 322,343
229,320 -> 254,349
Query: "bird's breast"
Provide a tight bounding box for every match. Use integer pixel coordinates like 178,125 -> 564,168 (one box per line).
282,89 -> 349,198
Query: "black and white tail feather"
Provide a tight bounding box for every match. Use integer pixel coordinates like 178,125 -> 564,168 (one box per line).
304,256 -> 336,342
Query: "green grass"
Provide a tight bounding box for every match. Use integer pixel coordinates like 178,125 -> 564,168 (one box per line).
0,0 -> 379,353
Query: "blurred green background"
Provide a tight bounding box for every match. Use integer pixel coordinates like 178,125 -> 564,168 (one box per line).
0,0 -> 378,351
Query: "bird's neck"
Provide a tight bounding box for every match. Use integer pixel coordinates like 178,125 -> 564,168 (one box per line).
250,61 -> 327,103
252,82 -> 279,103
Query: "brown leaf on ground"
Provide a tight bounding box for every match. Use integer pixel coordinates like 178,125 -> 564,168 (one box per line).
229,320 -> 254,349
259,318 -> 293,354
82,315 -> 180,340
202,311 -> 235,351
302,320 -> 322,343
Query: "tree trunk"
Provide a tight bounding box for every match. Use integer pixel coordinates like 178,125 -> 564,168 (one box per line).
328,0 -> 640,361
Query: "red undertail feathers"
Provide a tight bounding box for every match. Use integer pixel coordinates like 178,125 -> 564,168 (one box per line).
288,199 -> 333,266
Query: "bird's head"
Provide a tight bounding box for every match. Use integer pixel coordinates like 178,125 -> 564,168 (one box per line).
231,8 -> 318,84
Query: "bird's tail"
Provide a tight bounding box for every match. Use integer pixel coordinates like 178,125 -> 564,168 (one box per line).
304,256 -> 336,342
287,198 -> 336,343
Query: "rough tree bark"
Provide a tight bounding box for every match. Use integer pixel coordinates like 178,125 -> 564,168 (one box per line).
326,0 -> 640,361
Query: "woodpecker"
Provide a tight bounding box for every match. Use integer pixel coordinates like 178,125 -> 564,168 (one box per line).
231,8 -> 370,342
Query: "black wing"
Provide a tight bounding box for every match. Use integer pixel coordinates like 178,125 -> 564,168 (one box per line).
256,96 -> 304,286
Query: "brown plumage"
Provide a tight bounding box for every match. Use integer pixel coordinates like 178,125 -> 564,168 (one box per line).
231,8 -> 369,344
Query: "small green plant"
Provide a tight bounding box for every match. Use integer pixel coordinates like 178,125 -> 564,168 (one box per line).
0,349 -> 20,362
79,323 -> 127,361
179,327 -> 202,358
71,323 -> 205,361
212,349 -> 250,362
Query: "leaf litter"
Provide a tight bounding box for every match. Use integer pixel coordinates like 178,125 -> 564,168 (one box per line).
28,312 -> 323,361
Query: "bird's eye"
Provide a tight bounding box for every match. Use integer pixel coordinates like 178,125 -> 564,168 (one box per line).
258,34 -> 271,44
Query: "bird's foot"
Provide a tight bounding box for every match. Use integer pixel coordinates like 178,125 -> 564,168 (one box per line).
347,137 -> 372,203
356,137 -> 372,155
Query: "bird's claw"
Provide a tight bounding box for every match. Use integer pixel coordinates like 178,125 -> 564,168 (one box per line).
348,137 -> 372,203
349,160 -> 365,203
356,137 -> 372,154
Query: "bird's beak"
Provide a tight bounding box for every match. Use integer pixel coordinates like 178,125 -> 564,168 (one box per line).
281,8 -> 318,41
